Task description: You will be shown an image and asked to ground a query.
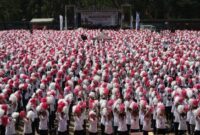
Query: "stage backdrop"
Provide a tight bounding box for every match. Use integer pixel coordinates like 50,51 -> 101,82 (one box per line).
80,11 -> 119,26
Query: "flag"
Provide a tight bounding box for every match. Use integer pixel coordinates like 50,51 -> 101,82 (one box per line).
59,15 -> 63,30
136,12 -> 140,30
130,16 -> 133,29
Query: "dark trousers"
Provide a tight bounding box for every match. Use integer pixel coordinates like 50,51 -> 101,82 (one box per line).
190,124 -> 195,135
39,130 -> 48,135
194,131 -> 200,135
24,133 -> 33,135
152,119 -> 156,133
157,128 -> 166,135
58,131 -> 68,135
127,124 -> 130,133
143,131 -> 149,135
74,130 -> 84,135
178,130 -> 186,135
186,122 -> 190,135
114,126 -> 118,135
174,122 -> 179,135
101,124 -> 105,135
117,131 -> 129,135
131,129 -> 140,133
0,125 -> 5,135
89,132 -> 98,135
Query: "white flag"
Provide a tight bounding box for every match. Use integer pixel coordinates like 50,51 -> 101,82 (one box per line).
136,12 -> 140,30
59,15 -> 63,30
130,16 -> 133,29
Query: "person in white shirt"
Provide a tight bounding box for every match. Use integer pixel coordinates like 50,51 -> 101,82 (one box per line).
104,111 -> 113,135
88,111 -> 98,135
57,112 -> 68,135
139,107 -> 145,131
38,111 -> 49,135
194,114 -> 200,135
142,108 -> 152,135
130,107 -> 140,133
172,105 -> 179,135
177,105 -> 188,135
23,117 -> 32,135
166,95 -> 173,122
73,108 -> 84,135
113,107 -> 119,135
156,108 -> 166,135
117,111 -> 128,135
5,116 -> 16,135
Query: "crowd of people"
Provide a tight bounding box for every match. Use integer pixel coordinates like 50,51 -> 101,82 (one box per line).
0,29 -> 199,135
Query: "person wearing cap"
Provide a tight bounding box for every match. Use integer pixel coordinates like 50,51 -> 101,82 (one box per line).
38,111 -> 49,135
156,105 -> 167,135
142,106 -> 152,135
23,115 -> 33,135
57,112 -> 68,135
177,105 -> 188,135
104,110 -> 113,135
117,103 -> 128,135
88,110 -> 98,135
194,108 -> 200,135
130,103 -> 140,133
5,115 -> 16,135
73,105 -> 84,135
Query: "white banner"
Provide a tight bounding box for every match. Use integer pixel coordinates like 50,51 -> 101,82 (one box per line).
59,15 -> 63,30
81,11 -> 118,26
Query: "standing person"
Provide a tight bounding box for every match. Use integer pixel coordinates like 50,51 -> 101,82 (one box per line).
104,110 -> 114,135
142,106 -> 152,135
88,110 -> 98,135
194,108 -> 200,135
130,102 -> 140,133
5,113 -> 18,135
187,98 -> 198,135
23,112 -> 33,135
172,97 -> 181,135
177,105 -> 188,135
117,103 -> 128,135
38,111 -> 49,135
156,104 -> 167,135
57,112 -> 68,135
73,105 -> 84,135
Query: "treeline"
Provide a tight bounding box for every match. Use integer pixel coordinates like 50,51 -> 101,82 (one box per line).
0,0 -> 200,22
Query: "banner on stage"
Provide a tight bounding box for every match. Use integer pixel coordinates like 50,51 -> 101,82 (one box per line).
81,11 -> 118,26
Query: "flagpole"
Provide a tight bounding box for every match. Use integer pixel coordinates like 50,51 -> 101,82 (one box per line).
65,5 -> 67,30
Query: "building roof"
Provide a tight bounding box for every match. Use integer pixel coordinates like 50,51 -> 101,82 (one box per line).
30,18 -> 54,23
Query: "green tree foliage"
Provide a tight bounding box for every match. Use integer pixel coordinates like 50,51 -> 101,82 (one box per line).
0,0 -> 199,22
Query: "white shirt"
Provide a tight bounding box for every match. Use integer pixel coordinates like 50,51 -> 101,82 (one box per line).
178,114 -> 187,131
156,115 -> 166,129
166,98 -> 172,107
113,111 -> 119,126
139,111 -> 145,125
187,110 -> 192,122
126,111 -> 131,125
88,118 -> 98,133
24,119 -> 32,134
58,115 -> 67,132
118,117 -> 127,132
39,115 -> 48,130
189,111 -> 195,125
74,116 -> 83,131
143,117 -> 152,131
173,107 -> 179,123
105,119 -> 113,134
131,115 -> 139,130
5,118 -> 16,135
195,116 -> 200,131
